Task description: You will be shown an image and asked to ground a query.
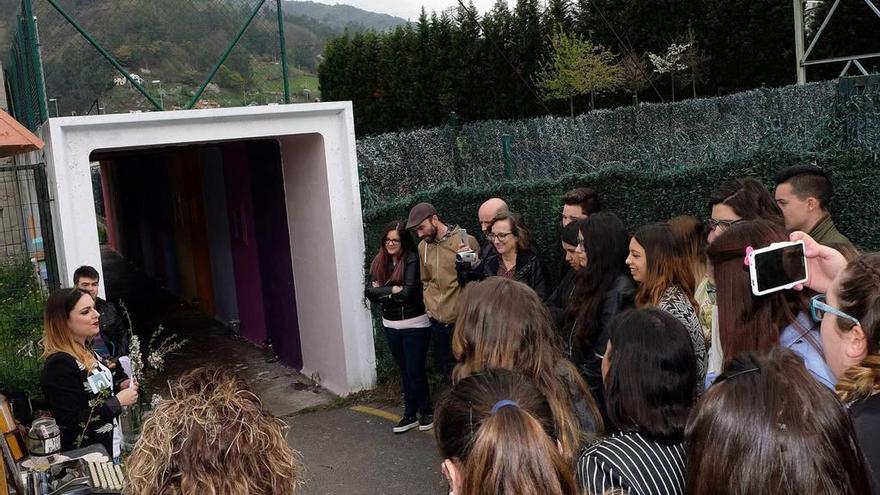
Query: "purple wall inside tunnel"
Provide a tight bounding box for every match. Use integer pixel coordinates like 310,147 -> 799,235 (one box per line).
222,143 -> 268,346
247,140 -> 303,369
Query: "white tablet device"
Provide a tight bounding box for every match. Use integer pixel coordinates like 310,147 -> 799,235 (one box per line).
748,240 -> 809,296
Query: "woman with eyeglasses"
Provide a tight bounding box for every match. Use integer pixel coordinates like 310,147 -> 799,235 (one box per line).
792,231 -> 880,492
626,223 -> 707,386
457,210 -> 547,301
702,178 -> 785,380
686,346 -> 871,495
706,178 -> 784,244
706,220 -> 835,390
365,220 -> 433,434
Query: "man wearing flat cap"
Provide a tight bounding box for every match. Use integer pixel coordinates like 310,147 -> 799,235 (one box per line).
406,202 -> 479,381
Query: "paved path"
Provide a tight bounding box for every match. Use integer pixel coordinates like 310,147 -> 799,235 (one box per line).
102,246 -> 444,494
291,406 -> 444,495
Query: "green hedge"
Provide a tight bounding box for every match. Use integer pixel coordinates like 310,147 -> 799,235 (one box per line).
365,146 -> 878,285
0,258 -> 46,397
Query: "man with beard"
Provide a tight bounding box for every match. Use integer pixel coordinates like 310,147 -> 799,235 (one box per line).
406,202 -> 479,381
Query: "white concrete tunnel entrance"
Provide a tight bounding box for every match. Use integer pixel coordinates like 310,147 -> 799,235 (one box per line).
41,103 -> 375,395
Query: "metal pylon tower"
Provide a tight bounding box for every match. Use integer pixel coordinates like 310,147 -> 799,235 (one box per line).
793,0 -> 880,84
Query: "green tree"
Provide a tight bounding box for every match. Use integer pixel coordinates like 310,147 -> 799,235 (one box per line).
619,52 -> 654,104
450,2 -> 487,120
544,0 -> 573,32
480,0 -> 517,119
535,29 -> 622,116
512,0 -> 546,117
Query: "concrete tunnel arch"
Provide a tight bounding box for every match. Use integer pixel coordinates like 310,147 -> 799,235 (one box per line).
39,102 -> 376,395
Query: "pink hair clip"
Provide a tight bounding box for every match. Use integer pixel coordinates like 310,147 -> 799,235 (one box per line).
744,246 -> 754,266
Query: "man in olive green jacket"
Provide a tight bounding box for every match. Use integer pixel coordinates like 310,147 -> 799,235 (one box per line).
774,165 -> 854,249
407,202 -> 479,380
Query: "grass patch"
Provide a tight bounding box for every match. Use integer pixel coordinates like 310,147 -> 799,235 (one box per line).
293,381 -> 401,416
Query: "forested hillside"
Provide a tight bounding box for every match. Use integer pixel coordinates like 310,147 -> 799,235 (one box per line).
21,0 -> 405,114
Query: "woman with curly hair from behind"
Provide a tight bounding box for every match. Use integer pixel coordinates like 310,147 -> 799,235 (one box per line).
125,367 -> 303,494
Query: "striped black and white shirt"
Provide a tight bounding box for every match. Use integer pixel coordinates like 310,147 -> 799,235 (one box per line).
577,431 -> 686,495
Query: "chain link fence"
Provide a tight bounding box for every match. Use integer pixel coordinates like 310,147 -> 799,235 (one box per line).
5,0 -> 322,129
0,163 -> 59,290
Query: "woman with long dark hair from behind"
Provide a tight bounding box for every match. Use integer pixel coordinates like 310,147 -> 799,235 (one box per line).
626,223 -> 707,384
453,277 -> 602,461
577,308 -> 697,495
435,369 -> 579,495
686,347 -> 871,495
706,220 -> 835,390
365,220 -> 433,433
565,212 -> 634,414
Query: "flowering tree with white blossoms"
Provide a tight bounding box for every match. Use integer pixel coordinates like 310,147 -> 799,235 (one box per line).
649,42 -> 691,102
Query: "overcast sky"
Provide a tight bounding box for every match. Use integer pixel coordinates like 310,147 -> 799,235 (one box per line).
310,0 -> 510,21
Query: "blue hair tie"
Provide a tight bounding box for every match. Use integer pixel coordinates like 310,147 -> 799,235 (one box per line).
490,399 -> 519,415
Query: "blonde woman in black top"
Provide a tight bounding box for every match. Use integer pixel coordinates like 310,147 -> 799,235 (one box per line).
41,288 -> 138,458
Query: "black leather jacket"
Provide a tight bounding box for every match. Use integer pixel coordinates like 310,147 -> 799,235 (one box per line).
365,251 -> 427,321
546,269 -> 578,331
572,273 -> 636,393
457,248 -> 547,301
96,298 -> 129,358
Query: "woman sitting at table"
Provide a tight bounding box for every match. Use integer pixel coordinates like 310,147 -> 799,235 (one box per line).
40,288 -> 138,459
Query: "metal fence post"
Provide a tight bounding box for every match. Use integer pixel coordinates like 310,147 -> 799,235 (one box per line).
276,0 -> 290,104
449,112 -> 463,185
501,133 -> 513,179
33,163 -> 60,290
22,0 -> 48,123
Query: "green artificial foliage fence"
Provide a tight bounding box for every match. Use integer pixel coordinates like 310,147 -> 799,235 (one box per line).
364,147 -> 880,287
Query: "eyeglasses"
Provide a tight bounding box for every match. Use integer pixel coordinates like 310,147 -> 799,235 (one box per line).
707,218 -> 743,231
810,294 -> 861,327
487,232 -> 513,242
384,239 -> 401,245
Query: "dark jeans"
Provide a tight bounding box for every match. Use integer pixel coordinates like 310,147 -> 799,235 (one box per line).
384,325 -> 432,418
430,319 -> 456,382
